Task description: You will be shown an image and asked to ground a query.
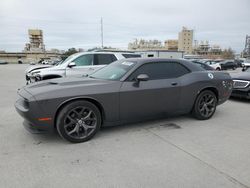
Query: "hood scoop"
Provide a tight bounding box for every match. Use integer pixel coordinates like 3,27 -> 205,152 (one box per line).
48,81 -> 58,85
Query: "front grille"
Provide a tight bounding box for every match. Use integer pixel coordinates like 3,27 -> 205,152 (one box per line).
233,80 -> 250,89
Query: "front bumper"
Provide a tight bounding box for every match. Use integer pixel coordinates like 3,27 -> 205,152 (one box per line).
22,120 -> 52,134
231,88 -> 250,99
15,89 -> 54,133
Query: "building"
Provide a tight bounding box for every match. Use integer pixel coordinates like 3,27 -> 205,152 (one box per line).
193,41 -> 210,55
0,51 -> 60,64
137,50 -> 184,59
164,40 -> 178,51
128,39 -> 163,50
0,29 -> 61,63
178,27 -> 193,54
193,41 -> 222,58
24,29 -> 45,52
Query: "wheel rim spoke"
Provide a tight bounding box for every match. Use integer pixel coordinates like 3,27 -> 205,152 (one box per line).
199,93 -> 216,117
83,111 -> 92,120
64,106 -> 97,139
68,125 -> 78,135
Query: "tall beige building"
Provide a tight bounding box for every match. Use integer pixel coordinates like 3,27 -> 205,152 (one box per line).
178,27 -> 193,54
24,29 -> 45,52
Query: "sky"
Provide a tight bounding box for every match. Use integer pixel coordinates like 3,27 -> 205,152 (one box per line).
0,0 -> 249,53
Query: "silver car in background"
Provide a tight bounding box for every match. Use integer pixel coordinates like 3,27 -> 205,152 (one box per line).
26,51 -> 141,83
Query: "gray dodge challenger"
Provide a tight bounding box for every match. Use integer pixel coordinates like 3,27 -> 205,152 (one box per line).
15,58 -> 233,143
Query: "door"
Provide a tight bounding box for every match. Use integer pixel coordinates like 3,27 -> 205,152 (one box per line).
66,54 -> 94,77
119,62 -> 190,121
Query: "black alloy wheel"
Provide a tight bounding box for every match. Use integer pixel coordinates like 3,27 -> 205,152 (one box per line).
192,90 -> 217,120
56,100 -> 101,143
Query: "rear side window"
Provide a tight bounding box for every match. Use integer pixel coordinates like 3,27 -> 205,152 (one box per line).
122,54 -> 141,58
94,54 -> 117,65
128,62 -> 190,81
73,54 -> 93,66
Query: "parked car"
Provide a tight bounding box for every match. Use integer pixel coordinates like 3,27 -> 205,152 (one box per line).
231,68 -> 250,99
242,59 -> 250,71
26,52 -> 141,84
203,60 -> 221,70
18,59 -> 23,64
189,60 -> 215,71
234,59 -> 244,67
220,60 -> 238,70
0,60 -> 8,65
15,58 -> 233,143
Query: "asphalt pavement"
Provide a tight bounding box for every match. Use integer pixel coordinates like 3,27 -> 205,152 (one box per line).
0,64 -> 250,188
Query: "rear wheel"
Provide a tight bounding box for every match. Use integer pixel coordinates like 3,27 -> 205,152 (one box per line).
56,100 -> 101,143
192,90 -> 217,120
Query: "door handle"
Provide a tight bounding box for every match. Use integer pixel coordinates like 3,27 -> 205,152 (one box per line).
89,68 -> 94,70
171,82 -> 178,86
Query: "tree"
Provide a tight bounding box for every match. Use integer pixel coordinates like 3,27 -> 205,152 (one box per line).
61,48 -> 78,60
221,48 -> 235,59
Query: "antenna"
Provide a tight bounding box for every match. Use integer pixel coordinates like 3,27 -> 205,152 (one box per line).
101,18 -> 104,48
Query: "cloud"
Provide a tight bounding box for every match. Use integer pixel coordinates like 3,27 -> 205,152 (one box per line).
0,0 -> 249,52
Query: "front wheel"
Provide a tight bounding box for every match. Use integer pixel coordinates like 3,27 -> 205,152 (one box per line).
192,90 -> 217,120
56,100 -> 102,143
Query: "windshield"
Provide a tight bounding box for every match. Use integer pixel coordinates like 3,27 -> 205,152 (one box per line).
58,53 -> 80,65
90,60 -> 136,80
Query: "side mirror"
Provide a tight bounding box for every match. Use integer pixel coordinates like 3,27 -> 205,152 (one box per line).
136,74 -> 149,82
68,62 -> 76,68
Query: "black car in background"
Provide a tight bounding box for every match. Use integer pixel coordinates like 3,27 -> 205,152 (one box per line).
234,59 -> 244,67
231,68 -> 250,99
15,58 -> 233,143
0,60 -> 8,65
220,60 -> 238,70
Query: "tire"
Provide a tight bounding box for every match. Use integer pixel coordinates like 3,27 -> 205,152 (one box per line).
192,90 -> 217,120
216,67 -> 221,71
56,100 -> 101,143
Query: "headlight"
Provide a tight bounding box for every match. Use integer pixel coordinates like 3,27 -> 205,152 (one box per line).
30,74 -> 41,83
35,74 -> 42,81
233,80 -> 250,89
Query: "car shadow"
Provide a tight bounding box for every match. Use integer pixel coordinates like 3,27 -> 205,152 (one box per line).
25,115 -> 189,144
96,115 -> 190,138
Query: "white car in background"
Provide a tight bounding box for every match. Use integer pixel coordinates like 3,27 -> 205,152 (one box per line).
203,60 -> 221,71
242,58 -> 250,71
26,51 -> 141,84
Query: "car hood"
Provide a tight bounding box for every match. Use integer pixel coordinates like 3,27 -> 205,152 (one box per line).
25,64 -> 52,74
23,77 -> 120,100
230,72 -> 250,81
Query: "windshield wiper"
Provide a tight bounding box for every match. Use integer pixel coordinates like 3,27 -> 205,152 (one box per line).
88,75 -> 95,79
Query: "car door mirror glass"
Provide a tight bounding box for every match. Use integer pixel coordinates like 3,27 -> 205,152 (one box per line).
68,62 -> 76,68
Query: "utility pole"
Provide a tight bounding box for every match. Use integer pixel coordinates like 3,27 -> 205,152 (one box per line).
101,18 -> 104,49
243,35 -> 250,58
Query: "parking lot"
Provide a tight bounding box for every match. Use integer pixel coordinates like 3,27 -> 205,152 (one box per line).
0,64 -> 250,188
